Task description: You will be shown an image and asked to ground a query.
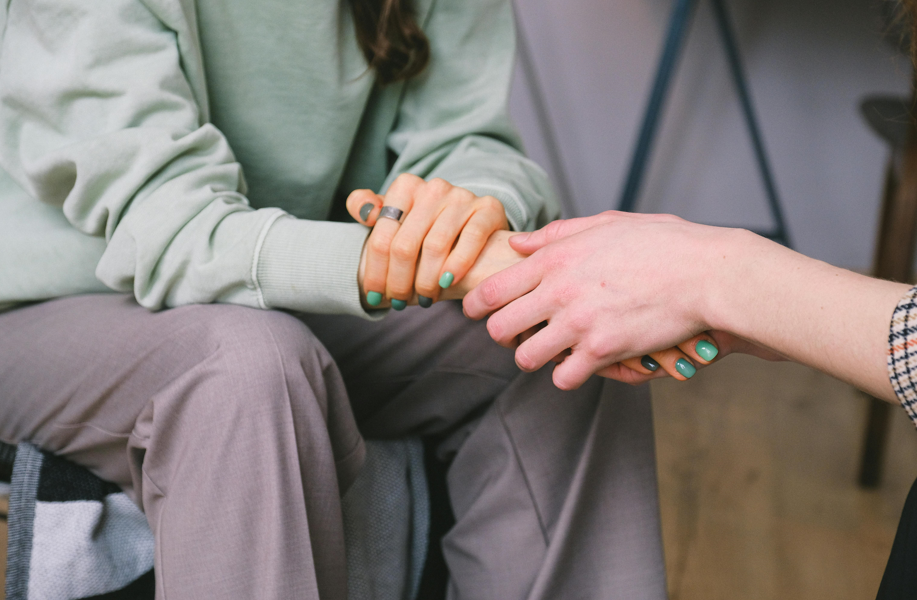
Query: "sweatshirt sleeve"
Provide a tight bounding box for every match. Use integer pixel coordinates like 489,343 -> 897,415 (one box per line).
382,0 -> 561,232
0,0 -> 374,317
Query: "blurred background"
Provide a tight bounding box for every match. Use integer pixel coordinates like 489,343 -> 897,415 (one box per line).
2,1 -> 917,598
506,0 -> 917,598
509,0 -> 909,266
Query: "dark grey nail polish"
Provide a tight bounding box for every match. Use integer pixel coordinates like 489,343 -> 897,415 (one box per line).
418,295 -> 433,308
640,356 -> 659,372
359,203 -> 374,222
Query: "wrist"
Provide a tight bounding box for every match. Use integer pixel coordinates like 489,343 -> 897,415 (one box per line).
701,227 -> 763,336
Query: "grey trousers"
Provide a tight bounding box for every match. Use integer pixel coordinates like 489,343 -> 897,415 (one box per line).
0,294 -> 666,600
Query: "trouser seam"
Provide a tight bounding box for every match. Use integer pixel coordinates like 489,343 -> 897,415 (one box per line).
496,395 -> 550,547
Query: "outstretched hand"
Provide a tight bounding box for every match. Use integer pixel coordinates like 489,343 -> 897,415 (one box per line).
463,211 -> 781,389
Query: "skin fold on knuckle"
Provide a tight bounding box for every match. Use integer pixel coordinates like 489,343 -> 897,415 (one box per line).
424,178 -> 452,201
392,173 -> 423,193
479,278 -> 505,309
368,230 -> 394,258
459,223 -> 489,249
390,236 -> 420,263
422,232 -> 451,258
388,280 -> 413,299
479,195 -> 505,216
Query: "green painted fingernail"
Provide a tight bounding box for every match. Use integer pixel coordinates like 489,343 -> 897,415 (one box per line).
675,359 -> 697,379
640,356 -> 659,372
695,340 -> 718,362
366,291 -> 383,306
359,203 -> 374,222
438,272 -> 454,289
418,295 -> 433,308
391,299 -> 407,311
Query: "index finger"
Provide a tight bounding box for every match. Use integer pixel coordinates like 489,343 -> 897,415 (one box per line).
462,250 -> 543,320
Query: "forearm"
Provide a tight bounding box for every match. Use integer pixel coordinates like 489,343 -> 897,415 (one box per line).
706,229 -> 909,401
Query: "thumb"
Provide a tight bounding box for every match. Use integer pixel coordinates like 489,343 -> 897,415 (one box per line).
346,189 -> 384,226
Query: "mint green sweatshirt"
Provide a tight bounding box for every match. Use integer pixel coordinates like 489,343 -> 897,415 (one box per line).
0,0 -> 558,317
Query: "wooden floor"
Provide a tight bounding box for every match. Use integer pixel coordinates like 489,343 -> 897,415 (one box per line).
652,355 -> 917,600
0,356 -> 914,599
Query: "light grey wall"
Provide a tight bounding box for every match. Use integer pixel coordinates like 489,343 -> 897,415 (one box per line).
508,0 -> 911,270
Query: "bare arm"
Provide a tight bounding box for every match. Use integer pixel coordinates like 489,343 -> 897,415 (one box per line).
462,212 -> 910,399
707,228 -> 906,401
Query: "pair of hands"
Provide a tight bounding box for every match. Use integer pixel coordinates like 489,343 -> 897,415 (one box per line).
463,211 -> 782,389
348,177 -> 741,388
349,174 -> 510,308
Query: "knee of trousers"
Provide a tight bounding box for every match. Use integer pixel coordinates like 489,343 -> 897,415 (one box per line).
141,305 -> 346,437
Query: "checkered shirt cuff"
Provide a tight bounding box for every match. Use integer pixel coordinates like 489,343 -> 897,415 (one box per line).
888,286 -> 917,426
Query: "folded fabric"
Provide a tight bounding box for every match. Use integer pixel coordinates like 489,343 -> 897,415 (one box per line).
3,439 -> 429,600
6,442 -> 154,600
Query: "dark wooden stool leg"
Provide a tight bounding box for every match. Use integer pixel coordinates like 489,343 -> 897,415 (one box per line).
861,398 -> 894,488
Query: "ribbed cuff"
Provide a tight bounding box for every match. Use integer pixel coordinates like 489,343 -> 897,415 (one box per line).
888,285 -> 917,427
256,216 -> 385,320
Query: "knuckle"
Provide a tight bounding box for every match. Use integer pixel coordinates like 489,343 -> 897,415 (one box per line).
391,173 -> 422,195
422,233 -> 452,256
426,178 -> 452,197
416,282 -> 439,297
390,237 -> 419,262
368,235 -> 392,257
543,251 -> 569,273
462,222 -> 489,243
566,311 -> 594,335
584,338 -> 612,362
479,195 -> 503,213
480,278 -> 503,308
544,220 -> 564,238
395,172 -> 420,186
556,283 -> 580,304
388,281 -> 413,297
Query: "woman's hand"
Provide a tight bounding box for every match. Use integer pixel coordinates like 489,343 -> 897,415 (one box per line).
595,330 -> 784,386
462,211 -> 737,389
347,174 -> 508,309
433,228 -> 758,388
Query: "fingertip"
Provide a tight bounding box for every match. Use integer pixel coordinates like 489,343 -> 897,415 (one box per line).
514,345 -> 539,372
509,231 -> 537,253
509,232 -> 530,244
694,339 -> 719,363
551,368 -> 582,391
675,358 -> 697,379
359,202 -> 375,223
347,190 -> 381,225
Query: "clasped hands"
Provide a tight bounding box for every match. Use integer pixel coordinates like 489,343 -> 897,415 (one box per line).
348,175 -> 731,389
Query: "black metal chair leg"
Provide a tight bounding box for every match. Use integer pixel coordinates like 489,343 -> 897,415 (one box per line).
617,0 -> 791,249
709,0 -> 790,247
618,0 -> 700,213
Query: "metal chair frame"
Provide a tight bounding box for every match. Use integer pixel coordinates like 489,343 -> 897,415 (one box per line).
618,0 -> 791,246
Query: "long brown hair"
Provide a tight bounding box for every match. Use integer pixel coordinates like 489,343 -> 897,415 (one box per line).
350,0 -> 430,85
